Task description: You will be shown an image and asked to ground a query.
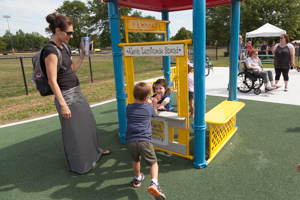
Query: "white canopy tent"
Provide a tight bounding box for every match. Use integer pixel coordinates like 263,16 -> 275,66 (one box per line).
245,23 -> 286,46
246,23 -> 286,38
291,40 -> 300,44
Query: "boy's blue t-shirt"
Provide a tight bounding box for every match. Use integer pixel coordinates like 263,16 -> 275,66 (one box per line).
125,103 -> 156,143
152,94 -> 170,111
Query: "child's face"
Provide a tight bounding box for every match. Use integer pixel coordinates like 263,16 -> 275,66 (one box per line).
155,84 -> 166,95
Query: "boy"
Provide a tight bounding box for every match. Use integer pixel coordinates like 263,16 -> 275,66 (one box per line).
125,82 -> 166,200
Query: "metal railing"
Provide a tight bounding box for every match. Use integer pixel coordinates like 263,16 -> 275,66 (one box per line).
0,55 -> 96,98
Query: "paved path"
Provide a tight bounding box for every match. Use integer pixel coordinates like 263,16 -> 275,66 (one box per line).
205,67 -> 300,106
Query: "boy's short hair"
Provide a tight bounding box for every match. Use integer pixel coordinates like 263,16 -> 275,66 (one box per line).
133,82 -> 151,101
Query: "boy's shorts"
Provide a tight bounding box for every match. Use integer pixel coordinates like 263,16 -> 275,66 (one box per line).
126,141 -> 157,166
189,91 -> 194,100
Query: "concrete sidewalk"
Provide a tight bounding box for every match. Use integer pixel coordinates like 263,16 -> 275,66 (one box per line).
205,67 -> 300,106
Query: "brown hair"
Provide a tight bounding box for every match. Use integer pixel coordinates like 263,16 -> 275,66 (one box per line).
249,49 -> 258,57
188,64 -> 193,73
152,79 -> 170,95
280,34 -> 290,43
133,82 -> 151,101
46,13 -> 73,34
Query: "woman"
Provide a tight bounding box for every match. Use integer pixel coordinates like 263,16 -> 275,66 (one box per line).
43,13 -> 110,174
272,34 -> 295,92
245,49 -> 278,91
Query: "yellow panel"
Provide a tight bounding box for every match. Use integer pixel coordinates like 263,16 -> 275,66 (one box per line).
124,57 -> 135,104
207,116 -> 237,163
205,100 -> 245,124
154,146 -> 194,160
176,56 -> 189,118
170,67 -> 177,91
169,126 -> 174,142
121,15 -> 168,33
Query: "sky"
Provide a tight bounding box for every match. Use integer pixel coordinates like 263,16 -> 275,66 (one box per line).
0,0 -> 193,39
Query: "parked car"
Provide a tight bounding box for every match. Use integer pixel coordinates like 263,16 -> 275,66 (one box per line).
94,48 -> 101,52
71,49 -> 80,55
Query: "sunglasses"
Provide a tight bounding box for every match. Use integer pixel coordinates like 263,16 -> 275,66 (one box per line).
62,30 -> 74,36
280,37 -> 284,39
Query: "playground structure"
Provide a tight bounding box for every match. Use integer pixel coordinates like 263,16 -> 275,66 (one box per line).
120,39 -> 193,159
105,0 -> 245,168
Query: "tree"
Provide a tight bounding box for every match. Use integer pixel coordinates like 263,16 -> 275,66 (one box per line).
206,0 -> 300,52
240,0 -> 300,44
206,5 -> 231,52
14,29 -> 26,50
1,31 -> 14,51
0,37 -> 7,50
87,0 -> 132,47
55,0 -> 90,50
1,30 -> 49,51
170,27 -> 193,41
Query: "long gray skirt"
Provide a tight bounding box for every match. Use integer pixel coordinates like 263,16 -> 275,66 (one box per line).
54,85 -> 103,174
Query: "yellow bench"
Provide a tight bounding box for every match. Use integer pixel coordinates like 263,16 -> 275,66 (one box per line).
205,100 -> 245,163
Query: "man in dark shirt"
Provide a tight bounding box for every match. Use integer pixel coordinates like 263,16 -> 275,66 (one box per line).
261,41 -> 269,55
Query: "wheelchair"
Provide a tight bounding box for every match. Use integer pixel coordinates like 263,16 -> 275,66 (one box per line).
237,62 -> 265,95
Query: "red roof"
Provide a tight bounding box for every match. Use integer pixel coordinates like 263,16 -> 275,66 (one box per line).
103,0 -> 241,12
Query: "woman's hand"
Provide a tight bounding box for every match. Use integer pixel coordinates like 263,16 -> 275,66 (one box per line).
291,62 -> 296,68
61,104 -> 71,119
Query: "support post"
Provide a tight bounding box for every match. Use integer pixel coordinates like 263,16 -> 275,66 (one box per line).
89,56 -> 93,83
228,0 -> 241,101
108,0 -> 127,144
19,57 -> 28,95
192,0 -> 208,168
162,10 -> 172,106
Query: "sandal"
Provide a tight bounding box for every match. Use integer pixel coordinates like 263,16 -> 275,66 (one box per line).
102,149 -> 111,155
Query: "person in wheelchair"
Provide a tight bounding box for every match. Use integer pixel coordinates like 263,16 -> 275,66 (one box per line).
245,49 -> 278,91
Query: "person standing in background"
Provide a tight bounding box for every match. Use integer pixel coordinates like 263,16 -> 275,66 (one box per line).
272,34 -> 295,92
247,41 -> 252,54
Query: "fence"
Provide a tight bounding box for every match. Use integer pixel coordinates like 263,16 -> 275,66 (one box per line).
0,54 -> 104,98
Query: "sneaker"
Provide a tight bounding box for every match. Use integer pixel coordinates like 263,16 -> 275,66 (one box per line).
265,86 -> 272,91
284,87 -> 288,92
271,84 -> 281,89
189,114 -> 194,118
270,85 -> 276,90
133,173 -> 144,188
148,181 -> 166,200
